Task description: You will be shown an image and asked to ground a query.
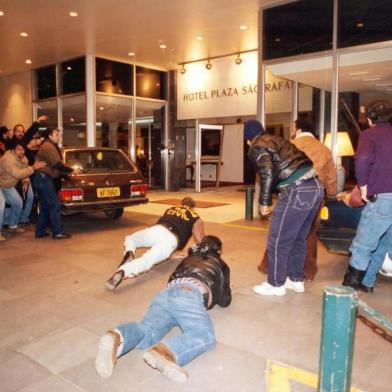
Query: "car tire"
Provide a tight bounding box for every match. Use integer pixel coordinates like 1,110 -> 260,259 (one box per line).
104,208 -> 124,219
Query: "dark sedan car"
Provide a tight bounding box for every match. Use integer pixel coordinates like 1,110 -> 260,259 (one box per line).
58,147 -> 148,218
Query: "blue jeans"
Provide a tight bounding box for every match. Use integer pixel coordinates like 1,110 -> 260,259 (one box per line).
116,284 -> 216,367
33,173 -> 62,236
350,193 -> 392,273
1,187 -> 23,227
362,233 -> 390,288
0,189 -> 5,231
19,185 -> 34,223
267,177 -> 324,286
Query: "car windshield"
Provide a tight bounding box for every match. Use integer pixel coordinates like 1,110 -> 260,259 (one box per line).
64,150 -> 136,173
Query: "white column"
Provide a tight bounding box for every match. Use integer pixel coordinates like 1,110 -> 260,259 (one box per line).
85,53 -> 96,147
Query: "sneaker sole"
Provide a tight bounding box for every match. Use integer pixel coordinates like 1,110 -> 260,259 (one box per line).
253,286 -> 286,296
143,351 -> 188,382
285,280 -> 305,293
95,334 -> 116,378
105,272 -> 123,290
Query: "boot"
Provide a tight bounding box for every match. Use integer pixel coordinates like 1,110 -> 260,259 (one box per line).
117,251 -> 134,268
143,343 -> 188,382
342,265 -> 365,290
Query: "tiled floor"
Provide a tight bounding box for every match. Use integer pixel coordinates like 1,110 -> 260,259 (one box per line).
0,187 -> 391,391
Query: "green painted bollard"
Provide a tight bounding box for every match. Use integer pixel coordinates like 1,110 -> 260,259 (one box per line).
318,286 -> 358,392
245,187 -> 254,220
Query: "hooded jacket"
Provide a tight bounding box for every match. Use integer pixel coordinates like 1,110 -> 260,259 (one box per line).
248,133 -> 312,206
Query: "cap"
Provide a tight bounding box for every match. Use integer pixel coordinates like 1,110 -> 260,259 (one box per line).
244,120 -> 265,140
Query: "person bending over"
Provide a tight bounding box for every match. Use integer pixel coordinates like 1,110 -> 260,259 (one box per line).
96,235 -> 231,382
106,197 -> 204,290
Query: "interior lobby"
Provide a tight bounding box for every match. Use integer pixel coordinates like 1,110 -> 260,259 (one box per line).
1,1 -> 392,391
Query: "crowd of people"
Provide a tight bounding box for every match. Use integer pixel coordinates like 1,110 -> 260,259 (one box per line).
0,118 -> 80,241
1,102 -> 391,382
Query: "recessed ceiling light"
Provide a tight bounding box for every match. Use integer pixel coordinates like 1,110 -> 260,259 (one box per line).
66,66 -> 72,70
356,21 -> 364,28
99,106 -> 104,111
240,25 -> 248,30
195,36 -> 203,41
127,52 -> 135,56
20,32 -> 28,37
274,37 -> 281,43
0,11 -> 5,16
159,43 -> 167,49
69,11 -> 78,17
25,59 -> 32,64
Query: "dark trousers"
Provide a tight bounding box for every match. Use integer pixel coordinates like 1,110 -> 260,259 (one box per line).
266,178 -> 324,287
259,202 -> 322,281
33,173 -> 62,236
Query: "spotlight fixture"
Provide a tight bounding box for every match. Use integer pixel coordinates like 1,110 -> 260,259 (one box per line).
69,11 -> 78,17
25,59 -> 32,64
205,60 -> 212,70
127,52 -> 135,56
180,65 -> 186,74
235,54 -> 242,65
0,11 -> 4,16
240,25 -> 248,30
159,43 -> 167,49
20,32 -> 28,37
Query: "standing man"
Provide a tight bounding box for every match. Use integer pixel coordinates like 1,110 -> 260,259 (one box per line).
96,235 -> 231,383
33,128 -> 81,239
106,197 -> 205,290
258,119 -> 337,281
0,142 -> 46,233
245,119 -> 324,296
342,102 -> 392,289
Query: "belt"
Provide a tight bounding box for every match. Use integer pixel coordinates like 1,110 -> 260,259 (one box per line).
278,175 -> 319,194
168,278 -> 212,308
158,223 -> 179,244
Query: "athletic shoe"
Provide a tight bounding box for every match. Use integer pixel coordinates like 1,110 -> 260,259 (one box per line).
95,330 -> 121,378
253,282 -> 286,296
8,226 -> 25,233
285,277 -> 305,293
143,343 -> 188,382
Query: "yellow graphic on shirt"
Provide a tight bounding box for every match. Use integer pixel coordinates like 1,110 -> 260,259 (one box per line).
166,206 -> 199,221
266,360 -> 364,392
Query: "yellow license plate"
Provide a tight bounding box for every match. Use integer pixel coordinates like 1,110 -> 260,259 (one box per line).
97,187 -> 120,198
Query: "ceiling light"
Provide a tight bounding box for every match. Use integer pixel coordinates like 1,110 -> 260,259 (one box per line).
127,52 -> 135,56
205,60 -> 212,70
274,37 -> 281,43
240,25 -> 248,30
363,77 -> 381,82
375,82 -> 392,87
180,65 -> 186,74
348,71 -> 368,76
69,11 -> 78,17
159,43 -> 167,49
20,32 -> 28,37
235,54 -> 242,65
69,118 -> 75,123
356,21 -> 364,28
99,106 -> 104,111
66,66 -> 72,70
0,11 -> 4,16
195,36 -> 203,41
25,59 -> 32,64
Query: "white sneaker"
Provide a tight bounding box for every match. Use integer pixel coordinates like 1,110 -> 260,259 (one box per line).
253,282 -> 286,296
285,278 -> 305,293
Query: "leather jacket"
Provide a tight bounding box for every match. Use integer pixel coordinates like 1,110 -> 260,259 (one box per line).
168,250 -> 231,310
248,133 -> 312,206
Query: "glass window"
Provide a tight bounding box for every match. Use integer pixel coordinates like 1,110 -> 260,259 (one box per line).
36,99 -> 58,130
96,58 -> 133,95
96,95 -> 132,152
338,0 -> 392,48
62,95 -> 86,146
262,0 -> 333,60
61,57 -> 85,95
136,66 -> 167,99
36,65 -> 57,99
64,149 -> 136,173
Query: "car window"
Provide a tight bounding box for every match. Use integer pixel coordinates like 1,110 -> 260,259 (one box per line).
65,150 -> 136,173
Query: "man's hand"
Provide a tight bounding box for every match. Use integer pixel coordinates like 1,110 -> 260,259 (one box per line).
359,185 -> 368,203
32,159 -> 46,170
259,205 -> 271,216
37,115 -> 49,123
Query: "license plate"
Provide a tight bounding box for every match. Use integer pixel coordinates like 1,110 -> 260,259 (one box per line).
97,187 -> 120,198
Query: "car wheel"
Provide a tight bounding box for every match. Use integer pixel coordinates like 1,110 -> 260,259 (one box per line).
104,208 -> 124,219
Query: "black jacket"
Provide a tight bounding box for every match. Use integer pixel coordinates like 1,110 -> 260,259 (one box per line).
168,250 -> 231,310
248,133 -> 311,206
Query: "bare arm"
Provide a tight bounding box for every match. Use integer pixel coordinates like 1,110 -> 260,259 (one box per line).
192,218 -> 205,244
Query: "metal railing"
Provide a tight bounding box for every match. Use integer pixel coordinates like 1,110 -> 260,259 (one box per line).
318,286 -> 392,392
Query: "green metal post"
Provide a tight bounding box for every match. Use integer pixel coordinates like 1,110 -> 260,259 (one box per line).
318,286 -> 358,392
245,187 -> 254,220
